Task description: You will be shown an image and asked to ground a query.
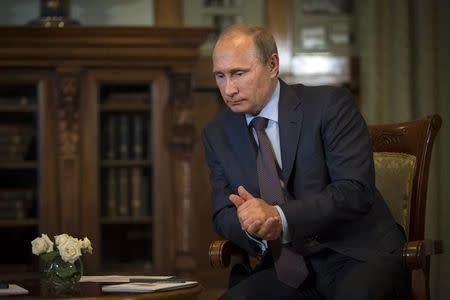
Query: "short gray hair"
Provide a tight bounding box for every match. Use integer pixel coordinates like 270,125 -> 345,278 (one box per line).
217,24 -> 278,65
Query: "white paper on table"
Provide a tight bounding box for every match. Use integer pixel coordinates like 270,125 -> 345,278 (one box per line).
80,275 -> 173,283
0,284 -> 29,296
101,281 -> 198,293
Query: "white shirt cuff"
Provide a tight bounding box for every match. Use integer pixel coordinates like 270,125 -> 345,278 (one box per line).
245,231 -> 268,254
275,205 -> 292,244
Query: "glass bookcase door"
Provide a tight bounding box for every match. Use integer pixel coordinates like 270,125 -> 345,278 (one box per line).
99,84 -> 153,272
0,72 -> 57,277
0,83 -> 38,273
83,69 -> 172,274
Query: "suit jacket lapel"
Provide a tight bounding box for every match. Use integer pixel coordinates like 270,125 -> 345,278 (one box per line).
278,81 -> 303,181
224,111 -> 259,192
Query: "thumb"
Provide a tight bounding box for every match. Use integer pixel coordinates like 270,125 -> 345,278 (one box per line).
237,186 -> 254,201
229,194 -> 245,207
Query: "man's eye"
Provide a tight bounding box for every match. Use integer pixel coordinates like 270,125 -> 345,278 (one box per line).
236,72 -> 244,76
215,74 -> 224,79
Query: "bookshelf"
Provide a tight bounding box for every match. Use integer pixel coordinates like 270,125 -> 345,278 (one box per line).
0,26 -> 210,278
96,76 -> 157,272
0,72 -> 57,274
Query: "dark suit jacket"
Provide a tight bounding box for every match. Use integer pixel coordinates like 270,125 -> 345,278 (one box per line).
202,80 -> 405,265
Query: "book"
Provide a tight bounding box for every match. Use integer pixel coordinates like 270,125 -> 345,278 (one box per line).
106,168 -> 117,217
104,92 -> 151,105
104,115 -> 117,160
118,115 -> 129,160
118,168 -> 129,216
0,189 -> 33,219
0,96 -> 31,106
130,167 -> 142,217
132,114 -> 144,160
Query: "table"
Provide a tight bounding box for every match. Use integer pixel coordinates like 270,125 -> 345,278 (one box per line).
8,279 -> 203,299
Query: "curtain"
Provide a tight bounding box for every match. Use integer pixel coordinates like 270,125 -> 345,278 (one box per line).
357,0 -> 450,298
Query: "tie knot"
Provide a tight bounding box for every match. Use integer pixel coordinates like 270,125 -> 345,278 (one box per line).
250,117 -> 268,131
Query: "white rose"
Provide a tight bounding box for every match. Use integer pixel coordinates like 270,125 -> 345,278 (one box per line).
80,237 -> 93,254
58,237 -> 82,263
54,233 -> 70,246
31,234 -> 54,255
41,234 -> 54,253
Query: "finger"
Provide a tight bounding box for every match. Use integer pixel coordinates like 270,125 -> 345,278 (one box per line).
242,217 -> 261,231
245,220 -> 262,236
258,217 -> 280,240
257,217 -> 275,237
237,186 -> 255,201
229,194 -> 245,207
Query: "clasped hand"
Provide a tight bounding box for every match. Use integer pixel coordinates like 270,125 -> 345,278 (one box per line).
229,186 -> 282,240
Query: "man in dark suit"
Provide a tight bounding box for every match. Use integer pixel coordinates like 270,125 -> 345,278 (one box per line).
202,24 -> 408,299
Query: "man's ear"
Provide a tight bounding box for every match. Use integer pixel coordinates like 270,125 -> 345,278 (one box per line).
268,53 -> 280,76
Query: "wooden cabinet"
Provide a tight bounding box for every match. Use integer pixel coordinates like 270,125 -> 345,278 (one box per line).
0,71 -> 58,274
0,26 -> 210,277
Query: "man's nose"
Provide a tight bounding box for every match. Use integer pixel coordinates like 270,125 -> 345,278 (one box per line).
224,79 -> 238,97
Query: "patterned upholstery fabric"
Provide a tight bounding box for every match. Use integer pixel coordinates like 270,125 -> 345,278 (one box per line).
373,152 -> 416,236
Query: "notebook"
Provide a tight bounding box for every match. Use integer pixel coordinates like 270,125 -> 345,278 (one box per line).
102,280 -> 198,293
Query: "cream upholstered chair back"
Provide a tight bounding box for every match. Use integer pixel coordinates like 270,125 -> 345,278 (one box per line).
373,152 -> 416,236
368,115 -> 441,242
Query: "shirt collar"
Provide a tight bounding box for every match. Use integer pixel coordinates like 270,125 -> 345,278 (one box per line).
245,80 -> 280,125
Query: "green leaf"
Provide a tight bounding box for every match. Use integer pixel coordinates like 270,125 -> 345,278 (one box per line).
40,251 -> 59,263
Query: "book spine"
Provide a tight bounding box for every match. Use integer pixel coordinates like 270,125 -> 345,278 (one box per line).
118,115 -> 129,160
118,168 -> 129,216
106,168 -> 117,217
132,114 -> 144,160
130,167 -> 142,217
105,115 -> 117,160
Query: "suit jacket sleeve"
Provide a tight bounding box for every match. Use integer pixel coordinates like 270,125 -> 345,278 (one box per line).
202,129 -> 261,256
281,87 -> 377,244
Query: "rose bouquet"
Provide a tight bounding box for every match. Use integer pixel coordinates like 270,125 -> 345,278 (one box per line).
31,233 -> 93,296
31,233 -> 93,263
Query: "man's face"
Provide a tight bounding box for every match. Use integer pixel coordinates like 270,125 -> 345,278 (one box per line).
212,35 -> 279,115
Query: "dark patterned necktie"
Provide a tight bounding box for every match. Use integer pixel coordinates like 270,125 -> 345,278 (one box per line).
250,117 -> 309,288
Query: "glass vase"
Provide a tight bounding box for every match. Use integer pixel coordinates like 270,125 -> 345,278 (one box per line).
40,256 -> 83,297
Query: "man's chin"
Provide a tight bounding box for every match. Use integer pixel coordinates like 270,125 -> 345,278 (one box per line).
228,103 -> 251,114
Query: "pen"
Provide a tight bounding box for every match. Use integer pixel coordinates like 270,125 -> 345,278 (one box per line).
129,278 -> 186,283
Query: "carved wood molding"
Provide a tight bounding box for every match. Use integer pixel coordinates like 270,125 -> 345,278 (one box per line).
170,72 -> 197,275
0,27 -> 212,67
170,72 -> 195,159
57,74 -> 80,160
370,128 -> 407,148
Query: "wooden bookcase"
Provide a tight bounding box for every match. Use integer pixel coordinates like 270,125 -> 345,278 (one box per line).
0,26 -> 211,278
0,71 -> 58,276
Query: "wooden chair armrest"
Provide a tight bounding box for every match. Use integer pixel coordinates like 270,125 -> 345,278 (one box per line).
209,240 -> 248,269
403,240 -> 443,270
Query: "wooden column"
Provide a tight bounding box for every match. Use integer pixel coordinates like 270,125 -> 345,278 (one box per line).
56,67 -> 82,236
170,72 -> 197,276
154,0 -> 183,27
